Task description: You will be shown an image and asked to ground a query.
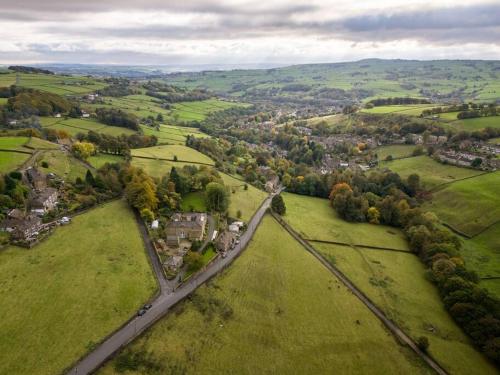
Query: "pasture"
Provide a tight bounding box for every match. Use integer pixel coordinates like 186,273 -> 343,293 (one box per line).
140,124 -> 209,145
315,243 -> 497,375
100,216 -> 429,375
34,150 -> 88,181
0,150 -> 31,172
0,200 -> 157,375
424,172 -> 500,237
282,192 -> 409,250
131,144 -> 214,165
375,144 -> 418,160
0,136 -> 29,150
87,153 -> 125,169
0,72 -> 106,95
220,173 -> 268,221
361,104 -> 434,115
40,117 -> 136,137
380,155 -> 483,188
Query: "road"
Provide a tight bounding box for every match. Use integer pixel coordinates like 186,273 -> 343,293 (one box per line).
67,192 -> 276,375
271,212 -> 449,375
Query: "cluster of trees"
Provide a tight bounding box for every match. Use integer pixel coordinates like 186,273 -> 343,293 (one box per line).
98,78 -> 138,97
271,194 -> 286,215
95,108 -> 139,130
8,66 -> 54,75
457,104 -> 499,119
367,97 -> 430,107
324,169 -> 500,364
71,141 -> 96,160
5,87 -> 72,117
143,81 -> 211,103
77,131 -> 157,156
0,172 -> 29,217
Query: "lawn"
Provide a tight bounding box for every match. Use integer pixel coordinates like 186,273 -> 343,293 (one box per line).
180,191 -> 207,212
424,172 -> 500,237
314,243 -> 496,375
88,153 -> 125,169
220,173 -> 268,221
0,150 -> 31,172
380,155 -> 483,188
99,216 -> 429,375
375,144 -> 418,160
0,200 -> 157,375
34,150 -> 88,181
131,144 -> 214,165
282,192 -> 409,250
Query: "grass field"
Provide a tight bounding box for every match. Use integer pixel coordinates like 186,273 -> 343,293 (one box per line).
314,243 -> 497,375
25,137 -> 59,150
131,145 -> 214,165
220,173 -> 268,221
140,124 -> 209,145
449,116 -> 500,132
34,150 -> 88,181
0,200 -> 157,375
87,153 -> 125,169
0,72 -> 106,95
380,155 -> 483,188
0,136 -> 29,150
0,97 -> 7,105
131,158 -> 194,178
282,192 -> 409,250
99,215 -> 429,375
361,104 -> 435,115
424,172 -> 500,237
40,117 -> 136,137
0,150 -> 31,172
180,191 -> 207,212
375,144 -> 418,160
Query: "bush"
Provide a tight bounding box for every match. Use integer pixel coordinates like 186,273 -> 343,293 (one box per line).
417,336 -> 429,352
41,161 -> 49,168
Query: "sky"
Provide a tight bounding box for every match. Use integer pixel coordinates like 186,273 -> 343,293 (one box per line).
0,0 -> 499,66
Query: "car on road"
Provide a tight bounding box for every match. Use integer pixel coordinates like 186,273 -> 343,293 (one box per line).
137,309 -> 147,316
143,304 -> 152,310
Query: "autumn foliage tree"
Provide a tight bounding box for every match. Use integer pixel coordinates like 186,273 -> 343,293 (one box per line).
124,167 -> 158,212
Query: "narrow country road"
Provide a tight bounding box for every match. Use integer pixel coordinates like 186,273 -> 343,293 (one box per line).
67,192 -> 277,375
271,212 -> 449,375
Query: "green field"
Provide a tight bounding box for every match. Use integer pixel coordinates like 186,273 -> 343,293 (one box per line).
0,136 -> 29,150
34,150 -> 88,181
314,243 -> 497,375
375,144 -> 418,160
25,137 -> 60,150
131,158 -> 194,178
448,116 -> 500,132
282,192 -> 409,250
40,117 -> 136,137
424,172 -> 500,237
220,173 -> 268,221
87,153 -> 125,169
140,124 -> 209,145
0,97 -> 8,105
180,191 -> 207,212
361,104 -> 435,115
0,72 -> 106,95
100,216 -> 429,375
380,155 -> 483,188
0,200 -> 157,375
131,144 -> 214,165
0,150 -> 31,172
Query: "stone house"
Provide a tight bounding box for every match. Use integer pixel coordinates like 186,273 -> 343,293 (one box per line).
30,187 -> 58,215
165,213 -> 207,246
216,231 -> 237,253
0,210 -> 43,242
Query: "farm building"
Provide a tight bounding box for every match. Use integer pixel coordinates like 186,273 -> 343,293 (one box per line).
165,212 -> 207,245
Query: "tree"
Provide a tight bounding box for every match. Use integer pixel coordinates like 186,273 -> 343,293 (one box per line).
271,194 -> 286,215
71,141 -> 95,160
367,206 -> 380,224
205,182 -> 229,213
185,251 -> 203,273
85,170 -> 95,186
125,168 -> 158,211
417,336 -> 429,352
140,208 -> 154,223
471,158 -> 482,168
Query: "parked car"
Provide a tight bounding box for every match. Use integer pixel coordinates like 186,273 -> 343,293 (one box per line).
143,304 -> 152,310
137,309 -> 147,316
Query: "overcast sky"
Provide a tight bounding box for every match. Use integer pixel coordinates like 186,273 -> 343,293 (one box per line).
1,0 -> 499,66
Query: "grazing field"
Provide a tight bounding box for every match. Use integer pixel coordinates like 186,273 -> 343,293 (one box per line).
220,173 -> 268,221
314,243 -> 496,375
34,150 -> 88,181
41,117 -> 136,137
0,72 -> 106,95
140,124 -> 209,145
424,172 -> 500,237
131,144 -> 214,165
87,153 -> 125,169
282,192 -> 409,250
25,137 -> 59,150
380,155 -> 483,188
0,200 -> 157,375
461,222 -> 500,298
131,158 -> 193,178
375,144 -> 418,160
100,216 -> 429,375
449,116 -> 500,132
0,136 -> 29,150
180,191 -> 207,212
361,104 -> 434,115
0,150 -> 31,172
